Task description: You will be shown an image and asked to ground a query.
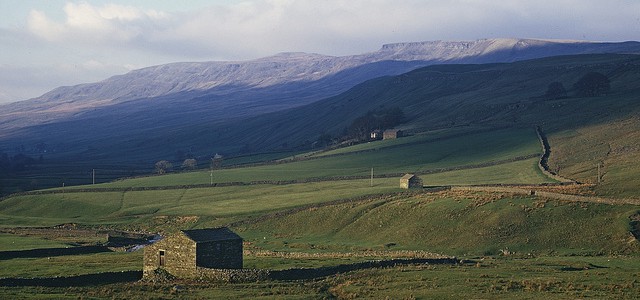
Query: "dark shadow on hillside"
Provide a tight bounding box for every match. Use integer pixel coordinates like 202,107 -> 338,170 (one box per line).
560,263 -> 607,272
0,271 -> 142,287
269,258 -> 459,281
0,246 -> 111,260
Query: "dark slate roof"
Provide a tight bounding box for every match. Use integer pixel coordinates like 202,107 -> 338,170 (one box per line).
181,227 -> 242,243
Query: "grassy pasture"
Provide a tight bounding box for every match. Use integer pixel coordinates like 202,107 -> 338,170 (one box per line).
1,256 -> 638,299
419,157 -> 550,185
0,234 -> 70,251
237,191 -> 640,256
311,126 -> 482,157
0,160 -> 550,228
0,252 -> 142,278
65,127 -> 543,190
323,256 -> 640,299
548,114 -> 640,199
0,126 -> 552,228
0,179 -> 401,228
0,119 -> 637,299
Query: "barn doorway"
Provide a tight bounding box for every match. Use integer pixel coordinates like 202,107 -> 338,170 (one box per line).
159,250 -> 165,267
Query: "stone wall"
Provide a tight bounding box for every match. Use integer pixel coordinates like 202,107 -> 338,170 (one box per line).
196,239 -> 243,269
535,126 -> 575,183
143,258 -> 458,283
143,233 -> 196,278
450,186 -> 640,205
194,268 -> 269,283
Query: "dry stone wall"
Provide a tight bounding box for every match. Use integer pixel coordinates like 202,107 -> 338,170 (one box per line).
450,186 -> 640,205
196,239 -> 243,269
143,234 -> 197,278
535,126 -> 575,183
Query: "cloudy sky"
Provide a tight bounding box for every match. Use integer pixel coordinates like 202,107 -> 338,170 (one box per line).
1,0 -> 639,104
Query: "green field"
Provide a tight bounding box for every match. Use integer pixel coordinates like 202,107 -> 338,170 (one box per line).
0,252 -> 142,278
0,127 -> 551,229
236,191 -> 640,256
548,114 -> 640,198
0,234 -> 70,251
1,255 -> 639,299
1,189 -> 639,298
0,124 -> 636,299
0,179 -> 400,228
60,127 -> 543,190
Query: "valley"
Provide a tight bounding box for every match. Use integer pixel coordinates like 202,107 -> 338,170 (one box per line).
1,121 -> 640,298
0,42 -> 639,298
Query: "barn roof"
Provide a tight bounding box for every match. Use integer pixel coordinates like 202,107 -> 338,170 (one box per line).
401,173 -> 415,180
181,227 -> 242,243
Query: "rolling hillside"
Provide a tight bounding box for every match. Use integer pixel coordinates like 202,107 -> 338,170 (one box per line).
2,52 -> 640,298
1,39 -> 640,161
0,127 -> 552,227
2,53 -> 640,198
237,191 -> 640,256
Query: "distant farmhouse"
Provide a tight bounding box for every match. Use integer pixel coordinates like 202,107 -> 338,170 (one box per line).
370,130 -> 383,140
400,174 -> 422,189
143,227 -> 243,279
383,129 -> 403,140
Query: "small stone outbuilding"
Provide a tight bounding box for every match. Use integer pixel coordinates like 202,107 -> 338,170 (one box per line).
370,130 -> 383,140
400,174 -> 423,189
143,227 -> 243,279
383,129 -> 403,140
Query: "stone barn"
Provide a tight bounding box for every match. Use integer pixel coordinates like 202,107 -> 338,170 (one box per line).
383,129 -> 403,140
400,174 -> 423,189
143,227 -> 243,279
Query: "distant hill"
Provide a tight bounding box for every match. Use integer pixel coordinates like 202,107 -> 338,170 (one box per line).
1,38 -> 639,134
223,53 -> 640,198
0,40 -> 640,191
206,54 -> 640,148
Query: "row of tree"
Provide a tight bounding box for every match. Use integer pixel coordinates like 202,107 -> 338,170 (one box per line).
154,154 -> 223,174
545,72 -> 611,100
309,107 -> 406,148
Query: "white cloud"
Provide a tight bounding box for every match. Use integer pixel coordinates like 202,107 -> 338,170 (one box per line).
26,9 -> 65,41
2,0 -> 639,103
26,1 -> 169,45
22,0 -> 640,59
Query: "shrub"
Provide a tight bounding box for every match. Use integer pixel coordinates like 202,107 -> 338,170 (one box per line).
155,160 -> 173,174
573,72 -> 611,97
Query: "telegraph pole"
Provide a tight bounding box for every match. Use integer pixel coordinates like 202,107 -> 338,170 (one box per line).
92,169 -> 95,185
214,156 -> 216,185
370,167 -> 374,187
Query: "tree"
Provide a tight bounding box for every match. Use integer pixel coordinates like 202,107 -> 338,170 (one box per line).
346,107 -> 406,141
181,158 -> 197,170
315,133 -> 333,148
348,114 -> 377,140
381,107 -> 405,128
545,82 -> 567,100
573,72 -> 610,97
154,160 -> 173,175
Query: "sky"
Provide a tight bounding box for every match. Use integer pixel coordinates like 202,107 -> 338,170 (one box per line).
1,0 -> 639,104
